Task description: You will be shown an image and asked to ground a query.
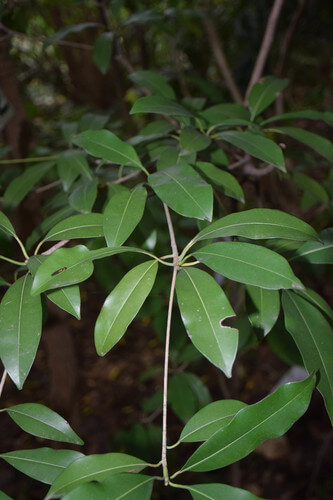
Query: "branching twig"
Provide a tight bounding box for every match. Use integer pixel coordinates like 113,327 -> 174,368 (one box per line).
203,17 -> 243,104
0,369 -> 7,399
245,0 -> 285,101
35,180 -> 62,194
41,240 -> 70,256
111,170 -> 142,184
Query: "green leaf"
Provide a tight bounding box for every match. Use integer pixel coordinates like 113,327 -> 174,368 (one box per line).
262,109 -> 333,127
129,70 -> 176,99
47,22 -> 98,43
195,161 -> 245,202
46,453 -> 148,498
93,32 -> 113,75
61,483 -> 105,500
79,112 -> 110,132
168,373 -> 212,423
292,171 -> 329,206
0,211 -> 16,238
246,285 -> 280,336
0,448 -> 84,485
193,208 -> 318,243
57,151 -> 92,189
47,285 -> 81,319
295,287 -> 333,321
73,129 -> 145,171
0,490 -> 12,499
248,76 -> 288,120
179,400 -> 247,443
130,96 -> 193,117
148,164 -> 213,221
219,131 -> 285,170
100,473 -> 154,500
3,162 -> 55,211
103,184 -> 147,247
282,291 -> 333,424
270,126 -> 333,163
186,482 -> 264,500
200,103 -> 250,125
95,260 -> 158,355
180,374 -> 315,472
26,206 -> 75,251
43,214 -> 104,242
31,245 -> 94,295
89,246 -> 154,262
69,177 -> 98,214
0,274 -> 42,389
5,403 -> 83,444
292,228 -> 333,264
176,268 -> 238,377
194,242 -> 304,290
179,127 -> 211,153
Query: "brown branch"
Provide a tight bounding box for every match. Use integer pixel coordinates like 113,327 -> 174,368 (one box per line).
245,0 -> 285,101
203,17 -> 243,104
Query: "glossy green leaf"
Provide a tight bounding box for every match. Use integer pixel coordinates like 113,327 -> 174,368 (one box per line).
186,482 -> 264,500
194,242 -> 304,290
43,214 -> 104,242
0,448 -> 84,485
62,482 -> 105,500
100,473 -> 154,500
69,177 -> 98,214
73,129 -> 144,171
129,70 -> 176,99
0,211 -> 16,238
200,103 -> 250,125
168,373 -> 212,423
93,32 -> 113,74
95,260 -> 158,355
193,208 -> 318,244
5,403 -> 83,444
0,274 -> 42,389
195,161 -> 245,202
176,268 -> 238,377
47,285 -> 81,319
46,453 -> 148,498
179,127 -> 211,153
57,151 -> 92,190
179,400 -> 247,443
270,126 -> 333,163
148,164 -> 213,221
224,212 -> 317,242
219,131 -> 285,170
103,184 -> 147,247
130,96 -> 193,117
246,285 -> 280,335
262,109 -> 333,126
282,291 -> 333,424
295,287 -> 333,321
180,374 -> 315,472
292,228 -> 333,263
3,162 -> 55,211
248,76 -> 288,120
31,245 -> 94,295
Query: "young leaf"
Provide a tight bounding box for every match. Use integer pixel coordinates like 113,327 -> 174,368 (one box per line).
100,473 -> 154,500
0,211 -> 16,238
246,285 -> 280,336
46,453 -> 148,498
270,127 -> 333,163
292,228 -> 333,264
193,208 -> 318,243
282,291 -> 333,424
194,242 -> 304,290
0,448 -> 84,485
103,184 -> 147,247
43,214 -> 104,242
195,161 -> 245,202
248,76 -> 288,120
179,400 -> 247,443
179,127 -> 211,153
148,163 -> 213,221
129,70 -> 176,99
93,32 -> 113,75
180,374 -> 315,472
31,245 -> 94,295
68,177 -> 98,214
130,95 -> 194,117
176,268 -> 238,377
47,285 -> 81,319
168,373 -> 212,423
218,131 -> 285,170
185,482 -> 264,500
73,129 -> 145,171
95,260 -> 158,355
5,403 -> 83,444
0,274 -> 42,389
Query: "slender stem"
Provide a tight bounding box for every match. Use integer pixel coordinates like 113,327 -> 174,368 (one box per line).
178,238 -> 197,263
163,205 -> 178,261
13,236 -> 29,261
0,369 -> 7,399
0,155 -> 59,165
41,239 -> 70,256
35,180 -> 62,194
111,170 -> 142,184
0,255 -> 26,266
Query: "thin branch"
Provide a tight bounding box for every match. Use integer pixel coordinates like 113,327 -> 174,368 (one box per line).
0,369 -> 7,399
41,240 -> 70,256
35,180 -> 62,193
112,170 -> 142,184
163,204 -> 178,262
228,154 -> 251,170
203,17 -> 243,104
245,0 -> 285,101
